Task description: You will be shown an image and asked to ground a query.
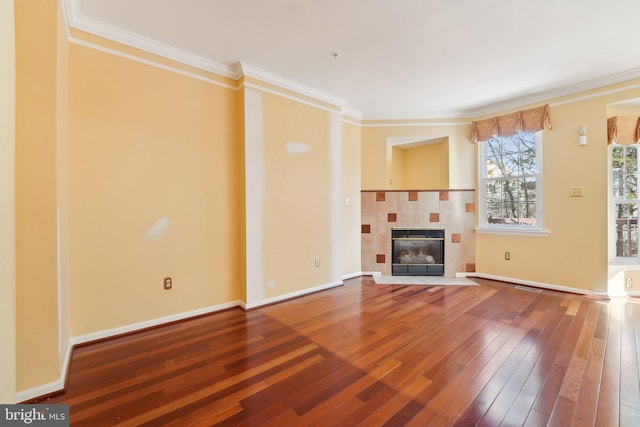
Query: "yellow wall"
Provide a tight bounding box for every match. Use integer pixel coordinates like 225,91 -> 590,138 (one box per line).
67,41 -> 243,335
390,146 -> 405,188
361,121 -> 474,190
475,83 -> 640,293
262,93 -> 333,296
244,85 -> 344,302
402,139 -> 449,189
0,0 -> 16,404
15,0 -> 60,391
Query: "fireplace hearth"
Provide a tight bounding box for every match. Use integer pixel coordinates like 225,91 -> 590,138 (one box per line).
392,228 -> 444,276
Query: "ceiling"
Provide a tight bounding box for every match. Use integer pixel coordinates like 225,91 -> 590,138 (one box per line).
69,0 -> 640,119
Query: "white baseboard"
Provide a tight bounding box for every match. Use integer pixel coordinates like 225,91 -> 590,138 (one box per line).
244,280 -> 344,309
16,279 -> 348,402
16,300 -> 243,403
468,272 -> 609,298
341,271 -> 364,280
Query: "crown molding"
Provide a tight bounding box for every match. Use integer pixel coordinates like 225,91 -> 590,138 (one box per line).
459,67 -> 640,118
341,107 -> 363,121
64,0 -> 237,79
363,67 -> 640,121
237,62 -> 347,109
62,0 -> 640,122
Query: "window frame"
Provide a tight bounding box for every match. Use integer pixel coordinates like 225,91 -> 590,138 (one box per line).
610,143 -> 640,261
477,131 -> 548,237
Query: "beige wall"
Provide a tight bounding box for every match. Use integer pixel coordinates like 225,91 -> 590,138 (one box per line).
0,0 -> 16,404
361,121 -> 474,190
15,0 -> 61,391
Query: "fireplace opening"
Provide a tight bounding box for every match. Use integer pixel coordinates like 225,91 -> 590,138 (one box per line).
392,228 -> 444,276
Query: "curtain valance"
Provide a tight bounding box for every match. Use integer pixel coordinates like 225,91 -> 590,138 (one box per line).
607,116 -> 640,145
470,104 -> 552,143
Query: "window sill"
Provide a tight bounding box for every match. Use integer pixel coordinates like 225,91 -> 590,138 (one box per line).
609,258 -> 640,267
475,227 -> 550,237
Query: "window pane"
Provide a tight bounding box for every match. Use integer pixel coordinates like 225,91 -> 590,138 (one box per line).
481,132 -> 540,228
522,178 -> 536,201
613,169 -> 623,198
615,203 -> 638,257
487,202 -> 503,224
520,136 -> 536,175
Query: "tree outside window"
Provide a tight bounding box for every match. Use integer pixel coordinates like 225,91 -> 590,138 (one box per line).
481,132 -> 541,228
612,145 -> 639,257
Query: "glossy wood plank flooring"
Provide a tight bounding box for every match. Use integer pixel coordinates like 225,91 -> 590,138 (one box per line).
43,277 -> 640,426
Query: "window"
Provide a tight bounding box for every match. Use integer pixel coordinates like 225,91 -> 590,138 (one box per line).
612,145 -> 639,258
479,132 -> 543,232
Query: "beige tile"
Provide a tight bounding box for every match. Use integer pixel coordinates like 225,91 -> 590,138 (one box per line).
417,191 -> 440,214
361,192 -> 376,213
361,212 -> 376,229
397,212 -> 422,227
361,233 -> 376,254
376,191 -> 398,213
398,191 -> 420,213
362,253 -> 378,272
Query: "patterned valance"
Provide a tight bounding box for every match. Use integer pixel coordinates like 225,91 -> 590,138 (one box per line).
607,116 -> 640,145
470,104 -> 552,143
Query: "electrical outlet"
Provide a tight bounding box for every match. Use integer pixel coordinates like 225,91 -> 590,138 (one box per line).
626,277 -> 633,288
164,277 -> 172,290
505,252 -> 511,261
315,257 -> 320,267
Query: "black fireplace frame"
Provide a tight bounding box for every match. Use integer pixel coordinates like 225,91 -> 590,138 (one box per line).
391,228 -> 445,276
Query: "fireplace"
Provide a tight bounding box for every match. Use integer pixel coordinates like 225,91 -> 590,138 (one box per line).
392,228 -> 444,276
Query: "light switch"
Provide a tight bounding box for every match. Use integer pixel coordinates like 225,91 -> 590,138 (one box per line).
570,186 -> 584,197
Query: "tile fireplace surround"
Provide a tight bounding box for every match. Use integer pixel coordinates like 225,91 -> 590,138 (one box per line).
361,190 -> 476,277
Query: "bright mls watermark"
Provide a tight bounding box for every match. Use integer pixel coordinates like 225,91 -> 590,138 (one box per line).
0,405 -> 69,426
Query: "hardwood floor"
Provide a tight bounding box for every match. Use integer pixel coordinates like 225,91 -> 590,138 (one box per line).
41,276 -> 640,426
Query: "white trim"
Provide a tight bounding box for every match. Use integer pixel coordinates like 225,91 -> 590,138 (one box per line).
64,0 -> 236,79
551,82 -> 640,108
341,107 -> 363,121
238,62 -> 345,108
362,121 -> 472,128
241,81 -> 340,115
62,1 -> 640,122
15,300 -> 243,402
477,132 -> 545,234
70,301 -> 241,346
330,112 -> 342,282
342,271 -> 364,280
458,67 -> 640,119
244,88 -> 266,305
341,117 -> 362,127
244,281 -> 344,309
470,273 -> 609,298
68,37 -> 238,91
